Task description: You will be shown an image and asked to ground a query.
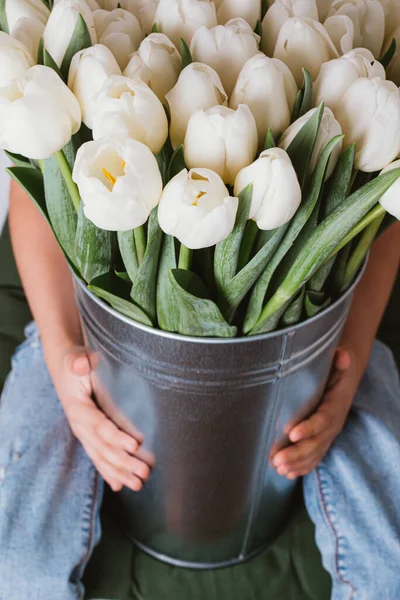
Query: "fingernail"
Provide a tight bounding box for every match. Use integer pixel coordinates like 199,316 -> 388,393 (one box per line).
277,466 -> 288,476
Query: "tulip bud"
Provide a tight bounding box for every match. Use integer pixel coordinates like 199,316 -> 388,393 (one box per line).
43,0 -> 97,68
280,106 -> 342,178
54,0 -> 100,6
261,0 -> 318,57
96,0 -> 137,10
158,168 -> 238,249
166,63 -> 228,149
184,105 -> 258,185
73,138 -> 163,231
0,32 -> 34,88
92,75 -> 168,154
0,65 -> 81,159
215,0 -> 261,29
190,19 -> 260,97
323,14 -> 354,54
379,159 -> 400,220
124,33 -> 181,103
273,18 -> 338,86
336,77 -> 400,173
234,148 -> 302,230
93,8 -> 144,70
313,48 -> 385,113
230,54 -> 297,145
136,0 -> 160,34
68,44 -> 121,129
326,0 -> 385,58
154,0 -> 217,48
10,17 -> 45,60
4,0 -> 49,33
380,0 -> 400,45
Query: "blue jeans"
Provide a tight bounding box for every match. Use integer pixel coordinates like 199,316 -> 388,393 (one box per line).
1,323 -> 400,599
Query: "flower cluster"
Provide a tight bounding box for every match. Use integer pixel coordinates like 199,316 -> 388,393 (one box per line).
0,0 -> 399,336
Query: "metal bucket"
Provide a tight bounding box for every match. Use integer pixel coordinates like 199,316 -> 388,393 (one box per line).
75,270 -> 363,569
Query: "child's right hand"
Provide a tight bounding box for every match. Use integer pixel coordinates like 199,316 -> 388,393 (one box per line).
54,346 -> 151,493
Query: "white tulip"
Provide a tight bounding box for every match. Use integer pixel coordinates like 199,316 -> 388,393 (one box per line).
274,18 -> 338,86
336,77 -> 400,172
68,44 -> 121,129
4,0 -> 49,33
136,0 -> 160,34
379,159 -> 400,220
54,0 -> 100,6
184,105 -> 258,185
158,168 -> 238,249
280,106 -> 343,178
93,9 -> 144,70
323,14 -> 354,54
234,148 -> 301,230
326,0 -> 385,58
190,19 -> 260,97
166,63 -> 228,149
313,48 -> 385,113
96,0 -> 137,11
92,75 -> 168,154
154,0 -> 217,48
43,0 -> 97,68
0,65 -> 81,159
73,138 -> 163,231
214,0 -> 260,28
0,32 -> 34,88
315,0 -> 334,20
261,0 -> 318,57
11,17 -> 45,59
124,33 -> 181,103
380,0 -> 400,45
383,24 -> 400,86
230,54 -> 297,145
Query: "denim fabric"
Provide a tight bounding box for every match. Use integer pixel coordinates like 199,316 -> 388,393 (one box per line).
304,340 -> 400,600
0,323 -> 104,600
1,324 -> 400,600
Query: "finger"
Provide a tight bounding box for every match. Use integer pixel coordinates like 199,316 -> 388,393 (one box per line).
278,451 -> 322,477
288,411 -> 329,443
97,419 -> 140,455
273,438 -> 320,469
87,447 -> 144,492
80,442 -> 123,492
334,348 -> 352,371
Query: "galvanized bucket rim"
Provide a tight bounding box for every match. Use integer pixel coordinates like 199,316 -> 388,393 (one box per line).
74,258 -> 366,346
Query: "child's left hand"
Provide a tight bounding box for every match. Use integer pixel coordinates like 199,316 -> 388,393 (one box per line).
271,348 -> 357,479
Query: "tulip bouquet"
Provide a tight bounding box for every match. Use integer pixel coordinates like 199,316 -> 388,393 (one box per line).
1,0 -> 400,338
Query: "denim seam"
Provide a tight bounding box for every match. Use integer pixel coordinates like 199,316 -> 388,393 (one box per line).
316,465 -> 356,600
75,466 -> 100,600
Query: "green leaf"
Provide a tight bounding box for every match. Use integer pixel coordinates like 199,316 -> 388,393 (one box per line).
5,151 -> 36,169
380,38 -> 396,69
169,269 -> 237,337
281,287 -> 305,326
291,89 -> 303,124
168,145 -> 185,180
60,13 -> 91,80
43,141 -> 78,266
89,281 -> 153,327
74,203 -> 113,283
308,255 -> 336,293
157,234 -> 180,331
299,69 -> 313,118
130,208 -> 163,323
7,166 -> 47,220
37,37 -> 44,64
43,49 -> 64,79
252,168 -> 400,333
118,230 -> 139,283
263,128 -> 276,151
304,290 -> 331,318
286,102 -> 324,188
155,137 -> 173,186
151,22 -> 158,33
214,184 -> 252,293
0,0 -> 9,33
243,134 -> 342,333
179,37 -> 192,69
261,0 -> 268,19
322,144 -> 356,218
254,19 -> 262,45
222,225 -> 287,324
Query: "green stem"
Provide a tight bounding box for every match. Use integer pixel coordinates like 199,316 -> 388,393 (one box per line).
55,150 -> 80,214
340,212 -> 386,292
178,244 -> 193,270
327,204 -> 385,261
238,220 -> 258,271
134,226 -> 146,266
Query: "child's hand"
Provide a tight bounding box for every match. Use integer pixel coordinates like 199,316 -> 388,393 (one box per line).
55,346 -> 151,493
271,348 -> 356,480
